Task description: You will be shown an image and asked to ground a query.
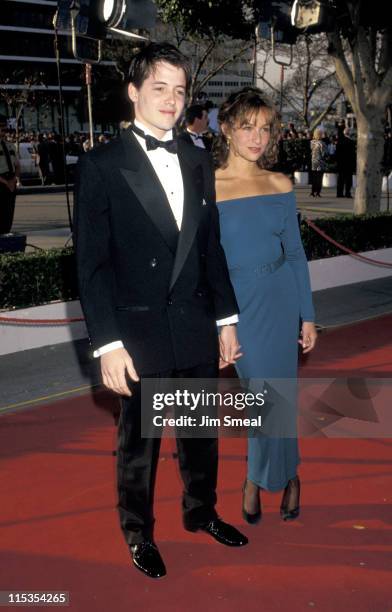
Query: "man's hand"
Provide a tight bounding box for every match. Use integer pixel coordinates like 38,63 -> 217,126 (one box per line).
219,325 -> 243,369
0,176 -> 16,192
298,321 -> 317,354
100,347 -> 139,396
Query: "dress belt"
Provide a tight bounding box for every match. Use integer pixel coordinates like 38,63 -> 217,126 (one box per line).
229,252 -> 285,277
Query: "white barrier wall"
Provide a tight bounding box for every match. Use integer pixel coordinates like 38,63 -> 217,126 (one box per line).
308,247 -> 392,291
0,301 -> 87,356
1,247 -> 391,356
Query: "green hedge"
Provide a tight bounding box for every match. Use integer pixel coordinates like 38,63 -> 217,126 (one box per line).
300,212 -> 392,260
1,213 -> 392,310
0,248 -> 78,310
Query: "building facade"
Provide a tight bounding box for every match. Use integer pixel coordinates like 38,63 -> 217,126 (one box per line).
0,3 -> 255,134
0,0 -> 118,133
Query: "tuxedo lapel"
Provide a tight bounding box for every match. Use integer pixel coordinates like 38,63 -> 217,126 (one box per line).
169,141 -> 203,292
119,130 -> 179,254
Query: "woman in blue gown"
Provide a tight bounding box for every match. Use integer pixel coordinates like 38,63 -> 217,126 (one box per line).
215,88 -> 317,523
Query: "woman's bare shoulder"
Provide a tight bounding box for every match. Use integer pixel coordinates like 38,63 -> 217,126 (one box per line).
215,167 -> 230,181
215,169 -> 238,201
266,172 -> 293,193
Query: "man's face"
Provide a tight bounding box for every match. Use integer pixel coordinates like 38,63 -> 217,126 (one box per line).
128,61 -> 187,139
190,109 -> 209,134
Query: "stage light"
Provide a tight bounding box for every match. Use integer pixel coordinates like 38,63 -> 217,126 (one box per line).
54,0 -> 156,42
255,0 -> 299,67
54,0 -> 156,62
102,0 -> 121,24
256,0 -> 299,46
291,0 -> 336,33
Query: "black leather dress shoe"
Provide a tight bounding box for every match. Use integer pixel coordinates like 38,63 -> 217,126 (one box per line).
187,518 -> 248,547
130,541 -> 166,578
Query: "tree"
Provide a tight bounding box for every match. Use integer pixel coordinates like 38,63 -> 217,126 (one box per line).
104,1 -> 257,102
155,0 -> 256,101
257,34 -> 343,131
326,1 -> 392,213
0,71 -> 47,148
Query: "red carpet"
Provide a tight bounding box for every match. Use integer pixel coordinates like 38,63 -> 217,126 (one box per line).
1,315 -> 391,611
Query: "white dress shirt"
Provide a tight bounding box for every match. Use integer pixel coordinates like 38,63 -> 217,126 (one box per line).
186,129 -> 206,149
93,119 -> 238,358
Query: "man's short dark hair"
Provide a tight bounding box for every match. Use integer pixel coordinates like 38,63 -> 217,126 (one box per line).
128,42 -> 191,90
184,105 -> 205,126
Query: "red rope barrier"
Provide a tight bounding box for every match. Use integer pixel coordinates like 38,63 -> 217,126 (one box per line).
0,316 -> 84,325
0,221 -> 391,326
305,219 -> 392,268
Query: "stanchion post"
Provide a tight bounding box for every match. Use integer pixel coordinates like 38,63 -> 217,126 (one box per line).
85,63 -> 94,148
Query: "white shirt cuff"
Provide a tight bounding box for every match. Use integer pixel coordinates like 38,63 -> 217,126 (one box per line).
216,314 -> 239,327
93,316 -> 239,356
93,341 -> 124,358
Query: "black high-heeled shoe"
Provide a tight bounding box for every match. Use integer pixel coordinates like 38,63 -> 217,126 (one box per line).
242,479 -> 262,524
280,476 -> 301,521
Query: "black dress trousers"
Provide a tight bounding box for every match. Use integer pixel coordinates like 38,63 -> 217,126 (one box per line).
0,183 -> 16,234
117,360 -> 219,545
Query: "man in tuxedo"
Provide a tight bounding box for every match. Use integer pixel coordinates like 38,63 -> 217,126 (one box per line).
336,127 -> 356,198
178,104 -> 214,151
74,43 -> 247,580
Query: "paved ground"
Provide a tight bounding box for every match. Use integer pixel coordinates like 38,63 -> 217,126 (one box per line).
11,184 -> 392,252
1,276 -> 391,414
13,189 -> 74,250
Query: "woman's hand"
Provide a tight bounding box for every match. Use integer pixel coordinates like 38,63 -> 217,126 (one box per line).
219,324 -> 243,369
298,321 -> 317,354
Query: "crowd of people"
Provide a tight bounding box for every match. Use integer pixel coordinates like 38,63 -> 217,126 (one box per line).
0,130 -> 115,185
2,114 -> 392,193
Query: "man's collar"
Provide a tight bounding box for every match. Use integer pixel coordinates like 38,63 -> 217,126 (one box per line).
134,119 -> 173,142
186,128 -> 202,137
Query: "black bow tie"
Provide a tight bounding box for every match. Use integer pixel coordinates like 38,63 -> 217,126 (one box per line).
131,124 -> 178,154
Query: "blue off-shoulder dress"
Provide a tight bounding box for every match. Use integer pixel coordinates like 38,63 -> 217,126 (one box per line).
218,191 -> 315,491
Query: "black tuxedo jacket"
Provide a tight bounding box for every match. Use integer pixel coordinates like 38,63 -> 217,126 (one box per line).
74,128 -> 238,375
177,130 -> 214,152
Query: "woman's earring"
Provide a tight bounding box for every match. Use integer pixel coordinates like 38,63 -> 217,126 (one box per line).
226,137 -> 231,150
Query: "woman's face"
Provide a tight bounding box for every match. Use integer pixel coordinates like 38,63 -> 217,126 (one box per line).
224,108 -> 272,163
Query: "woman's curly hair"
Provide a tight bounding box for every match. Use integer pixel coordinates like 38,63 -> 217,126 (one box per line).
213,87 -> 280,170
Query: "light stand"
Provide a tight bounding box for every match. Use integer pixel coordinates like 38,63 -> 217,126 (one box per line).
53,14 -> 73,234
85,64 -> 95,148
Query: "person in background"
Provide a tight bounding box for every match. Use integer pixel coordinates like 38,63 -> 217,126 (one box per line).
0,116 -> 20,235
178,104 -> 214,151
119,120 -> 132,131
336,128 -> 356,198
310,128 -> 328,197
37,134 -> 51,185
82,138 -> 91,153
327,134 -> 337,159
205,100 -> 219,134
97,134 -> 110,146
288,122 -> 298,140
